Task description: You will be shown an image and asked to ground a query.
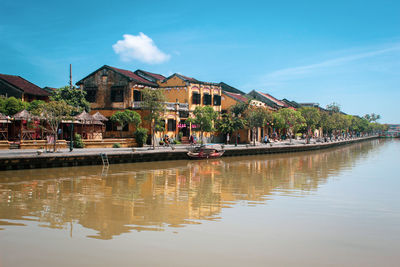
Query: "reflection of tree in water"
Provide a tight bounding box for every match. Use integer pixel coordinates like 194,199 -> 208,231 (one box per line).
0,140 -> 382,239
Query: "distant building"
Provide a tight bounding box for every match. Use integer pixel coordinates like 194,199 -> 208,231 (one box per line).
219,82 -> 246,95
299,102 -> 320,108
247,90 -> 288,110
0,74 -> 50,102
282,98 -> 301,109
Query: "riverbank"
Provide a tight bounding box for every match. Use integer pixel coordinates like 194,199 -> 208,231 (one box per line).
0,136 -> 377,170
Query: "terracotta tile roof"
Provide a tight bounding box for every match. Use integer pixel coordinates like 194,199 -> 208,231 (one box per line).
163,73 -> 219,86
224,91 -> 248,103
219,82 -> 246,95
176,73 -> 198,83
108,66 -> 158,87
0,74 -> 49,96
257,91 -> 288,107
136,69 -> 166,81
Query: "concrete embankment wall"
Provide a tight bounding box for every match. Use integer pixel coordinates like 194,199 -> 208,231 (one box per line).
0,136 -> 377,171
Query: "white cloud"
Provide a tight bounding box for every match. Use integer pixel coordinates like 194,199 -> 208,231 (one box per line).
112,33 -> 171,64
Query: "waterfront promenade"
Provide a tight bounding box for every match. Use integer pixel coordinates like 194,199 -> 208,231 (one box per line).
0,136 -> 377,171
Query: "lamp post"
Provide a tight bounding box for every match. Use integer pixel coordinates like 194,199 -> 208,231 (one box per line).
69,123 -> 74,152
234,113 -> 241,147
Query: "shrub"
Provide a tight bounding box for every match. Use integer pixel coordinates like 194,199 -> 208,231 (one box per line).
173,140 -> 181,144
134,127 -> 148,147
178,132 -> 183,141
73,133 -> 85,148
113,143 -> 121,148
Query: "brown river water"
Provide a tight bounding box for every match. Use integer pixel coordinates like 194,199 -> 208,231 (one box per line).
0,139 -> 399,266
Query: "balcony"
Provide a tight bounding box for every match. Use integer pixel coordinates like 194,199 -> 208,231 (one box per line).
132,101 -> 143,109
131,101 -> 189,111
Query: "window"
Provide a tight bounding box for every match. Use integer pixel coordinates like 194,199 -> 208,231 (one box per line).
192,92 -> 201,104
167,119 -> 176,131
133,90 -> 142,101
213,95 -> 221,106
111,86 -> 124,102
85,87 -> 97,103
203,94 -> 212,105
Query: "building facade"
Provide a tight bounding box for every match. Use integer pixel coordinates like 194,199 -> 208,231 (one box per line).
0,74 -> 50,102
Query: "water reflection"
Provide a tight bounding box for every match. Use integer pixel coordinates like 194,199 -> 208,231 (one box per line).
0,140 -> 383,239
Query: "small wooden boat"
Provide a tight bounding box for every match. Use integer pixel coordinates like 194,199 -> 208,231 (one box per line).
187,144 -> 225,159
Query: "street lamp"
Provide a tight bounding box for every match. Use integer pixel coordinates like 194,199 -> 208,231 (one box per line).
69,123 -> 74,152
234,113 -> 241,147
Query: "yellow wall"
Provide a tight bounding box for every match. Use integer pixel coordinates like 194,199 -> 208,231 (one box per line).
163,87 -> 188,103
221,92 -> 239,111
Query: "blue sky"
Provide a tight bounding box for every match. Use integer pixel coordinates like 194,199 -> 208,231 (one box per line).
1,0 -> 399,123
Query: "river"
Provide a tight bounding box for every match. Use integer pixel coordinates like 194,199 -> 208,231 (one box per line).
0,139 -> 399,266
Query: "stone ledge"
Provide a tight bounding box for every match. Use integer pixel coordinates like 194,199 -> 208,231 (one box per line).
0,136 -> 377,171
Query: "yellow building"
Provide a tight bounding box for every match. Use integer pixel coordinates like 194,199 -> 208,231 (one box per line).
156,73 -> 222,142
77,66 -> 222,144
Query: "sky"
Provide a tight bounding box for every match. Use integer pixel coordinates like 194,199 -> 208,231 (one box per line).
1,0 -> 399,123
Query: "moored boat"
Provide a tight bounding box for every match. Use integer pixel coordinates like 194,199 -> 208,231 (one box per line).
187,144 -> 225,159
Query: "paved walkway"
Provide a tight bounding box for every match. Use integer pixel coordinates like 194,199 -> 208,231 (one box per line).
0,137 -> 368,158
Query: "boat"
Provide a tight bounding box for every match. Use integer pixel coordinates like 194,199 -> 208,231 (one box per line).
187,144 -> 225,159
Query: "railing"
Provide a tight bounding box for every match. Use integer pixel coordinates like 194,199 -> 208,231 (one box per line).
132,101 -> 143,108
131,101 -> 189,111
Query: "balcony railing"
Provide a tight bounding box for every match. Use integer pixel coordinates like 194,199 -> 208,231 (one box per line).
131,101 -> 189,111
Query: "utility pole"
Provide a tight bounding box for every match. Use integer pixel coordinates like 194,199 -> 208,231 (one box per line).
69,64 -> 74,152
69,64 -> 72,89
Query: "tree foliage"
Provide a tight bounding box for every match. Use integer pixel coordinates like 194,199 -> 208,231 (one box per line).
134,127 -> 148,147
51,86 -> 90,114
110,110 -> 141,137
0,96 -> 27,115
141,88 -> 166,149
326,102 -> 341,113
33,100 -> 75,152
187,106 -> 218,143
363,113 -> 381,122
299,107 -> 320,132
276,108 -> 305,141
245,107 -> 273,145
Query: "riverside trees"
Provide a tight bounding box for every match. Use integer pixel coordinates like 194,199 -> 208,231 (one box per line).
34,100 -> 75,152
299,107 -> 320,143
245,107 -> 273,146
141,88 -> 166,149
188,106 -> 218,144
110,110 -> 141,138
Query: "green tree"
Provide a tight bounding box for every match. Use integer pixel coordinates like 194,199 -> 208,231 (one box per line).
299,107 -> 320,143
326,102 -> 341,113
110,110 -> 141,138
245,107 -> 272,146
134,127 -> 148,147
187,106 -> 218,144
277,108 -> 305,142
230,102 -> 249,116
27,100 -> 46,112
51,86 -> 90,114
363,113 -> 381,123
141,88 -> 166,149
34,100 -> 75,152
216,112 -> 245,144
2,97 -> 27,115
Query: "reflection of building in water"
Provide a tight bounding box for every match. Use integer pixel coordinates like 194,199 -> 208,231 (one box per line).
0,140 -> 381,239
